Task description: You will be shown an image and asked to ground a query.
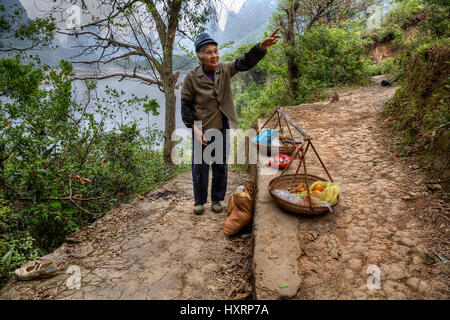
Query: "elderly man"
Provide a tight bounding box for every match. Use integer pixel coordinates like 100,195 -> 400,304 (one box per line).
181,29 -> 281,214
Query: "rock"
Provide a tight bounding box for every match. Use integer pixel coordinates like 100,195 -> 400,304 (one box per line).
329,92 -> 339,103
428,184 -> 442,191
65,237 -> 82,244
348,258 -> 362,270
418,281 -> 430,295
399,237 -> 416,247
422,252 -> 436,265
406,277 -> 420,290
412,256 -> 423,266
393,231 -> 416,247
235,291 -> 251,300
383,264 -> 408,280
71,244 -> 94,258
344,269 -> 354,280
330,248 -> 341,260
308,231 -> 319,240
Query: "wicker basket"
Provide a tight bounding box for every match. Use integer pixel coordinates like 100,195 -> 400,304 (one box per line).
252,140 -> 296,156
268,173 -> 340,215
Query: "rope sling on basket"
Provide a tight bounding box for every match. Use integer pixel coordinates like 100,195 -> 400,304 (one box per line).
267,110 -> 340,215
252,108 -> 303,156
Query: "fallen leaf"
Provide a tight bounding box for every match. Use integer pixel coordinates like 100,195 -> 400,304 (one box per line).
135,193 -> 144,200
381,117 -> 391,125
116,193 -> 126,200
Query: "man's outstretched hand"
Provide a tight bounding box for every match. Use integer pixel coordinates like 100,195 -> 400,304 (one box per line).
259,27 -> 282,51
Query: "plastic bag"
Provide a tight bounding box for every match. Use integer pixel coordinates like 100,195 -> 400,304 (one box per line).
234,185 -> 250,199
274,189 -> 334,212
309,181 -> 340,205
273,189 -> 301,204
252,129 -> 280,146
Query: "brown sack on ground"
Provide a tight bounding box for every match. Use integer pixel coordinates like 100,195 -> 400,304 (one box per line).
224,182 -> 254,236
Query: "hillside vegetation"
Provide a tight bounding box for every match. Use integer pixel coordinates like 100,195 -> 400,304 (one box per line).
378,0 -> 449,189
224,0 -> 449,188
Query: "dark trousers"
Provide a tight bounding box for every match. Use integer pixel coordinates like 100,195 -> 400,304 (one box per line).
192,115 -> 230,205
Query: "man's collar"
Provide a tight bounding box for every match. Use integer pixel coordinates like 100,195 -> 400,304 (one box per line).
196,64 -> 221,78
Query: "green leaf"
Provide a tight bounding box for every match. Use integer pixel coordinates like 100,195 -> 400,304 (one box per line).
279,284 -> 288,289
1,248 -> 13,266
64,208 -> 75,215
49,200 -> 62,209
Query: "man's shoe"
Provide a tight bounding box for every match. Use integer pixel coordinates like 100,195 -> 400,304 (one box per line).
193,204 -> 204,214
211,201 -> 223,213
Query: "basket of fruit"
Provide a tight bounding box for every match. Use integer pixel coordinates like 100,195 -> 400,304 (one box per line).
268,174 -> 340,215
267,121 -> 340,215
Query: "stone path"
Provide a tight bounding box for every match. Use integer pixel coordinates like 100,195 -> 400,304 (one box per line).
252,75 -> 449,299
0,172 -> 254,300
1,76 -> 448,300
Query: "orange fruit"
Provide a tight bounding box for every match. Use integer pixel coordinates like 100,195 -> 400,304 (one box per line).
312,184 -> 325,192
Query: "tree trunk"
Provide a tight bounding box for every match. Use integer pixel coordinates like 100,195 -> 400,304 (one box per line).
281,1 -> 300,100
161,50 -> 179,167
163,80 -> 176,167
286,53 -> 299,98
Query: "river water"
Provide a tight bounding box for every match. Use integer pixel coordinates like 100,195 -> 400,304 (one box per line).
73,67 -> 190,145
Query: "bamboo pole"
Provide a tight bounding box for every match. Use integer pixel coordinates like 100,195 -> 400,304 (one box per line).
277,109 -> 311,140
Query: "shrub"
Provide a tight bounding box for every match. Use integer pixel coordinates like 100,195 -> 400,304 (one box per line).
383,41 -> 449,188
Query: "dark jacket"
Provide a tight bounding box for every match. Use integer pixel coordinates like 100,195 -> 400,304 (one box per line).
181,44 -> 267,131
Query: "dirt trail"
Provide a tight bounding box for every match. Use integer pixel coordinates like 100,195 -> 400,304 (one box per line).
280,75 -> 449,299
1,75 -> 448,300
0,172 -> 254,300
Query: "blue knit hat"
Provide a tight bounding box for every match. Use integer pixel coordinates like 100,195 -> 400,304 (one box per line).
194,33 -> 218,52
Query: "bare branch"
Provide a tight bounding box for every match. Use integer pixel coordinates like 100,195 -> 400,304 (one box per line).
74,71 -> 162,86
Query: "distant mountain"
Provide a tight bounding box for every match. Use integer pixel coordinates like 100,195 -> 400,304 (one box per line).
211,0 -> 278,52
0,0 -> 79,67
1,0 -> 278,68
1,0 -> 27,18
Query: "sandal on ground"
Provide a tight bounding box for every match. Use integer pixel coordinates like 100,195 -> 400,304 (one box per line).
15,260 -> 57,281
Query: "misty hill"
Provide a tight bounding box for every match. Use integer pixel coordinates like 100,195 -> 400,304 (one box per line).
1,0 -> 278,69
0,0 -> 83,67
212,0 -> 278,52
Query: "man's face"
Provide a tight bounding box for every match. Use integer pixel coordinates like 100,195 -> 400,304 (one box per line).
200,44 -> 220,71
